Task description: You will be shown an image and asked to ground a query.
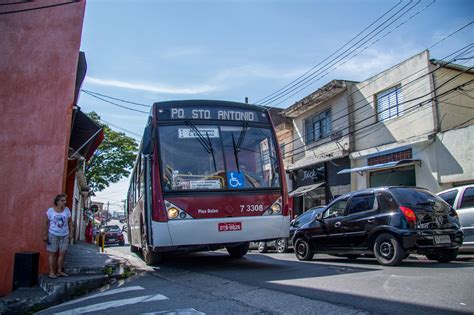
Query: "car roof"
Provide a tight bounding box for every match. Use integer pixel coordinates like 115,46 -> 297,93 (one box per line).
437,184 -> 474,194
333,186 -> 431,201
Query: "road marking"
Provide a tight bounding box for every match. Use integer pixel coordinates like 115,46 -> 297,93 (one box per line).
142,308 -> 205,315
54,294 -> 169,315
46,286 -> 145,310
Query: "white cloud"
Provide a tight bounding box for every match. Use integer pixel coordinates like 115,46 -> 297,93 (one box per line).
333,47 -> 421,81
211,64 -> 307,83
85,77 -> 218,95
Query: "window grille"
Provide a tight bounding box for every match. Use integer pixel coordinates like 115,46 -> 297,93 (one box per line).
376,85 -> 403,121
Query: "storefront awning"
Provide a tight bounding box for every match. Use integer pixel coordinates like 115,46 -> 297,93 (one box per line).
289,182 -> 325,197
337,159 -> 421,175
69,109 -> 104,161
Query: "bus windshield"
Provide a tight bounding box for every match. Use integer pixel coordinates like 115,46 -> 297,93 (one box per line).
159,124 -> 280,191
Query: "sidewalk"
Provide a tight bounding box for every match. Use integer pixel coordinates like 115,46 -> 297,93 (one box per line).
0,242 -> 130,315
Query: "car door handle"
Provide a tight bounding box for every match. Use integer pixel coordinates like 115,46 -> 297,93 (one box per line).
367,217 -> 375,222
334,222 -> 341,227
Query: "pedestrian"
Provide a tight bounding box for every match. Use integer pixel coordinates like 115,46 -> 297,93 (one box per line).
42,193 -> 73,279
85,220 -> 93,244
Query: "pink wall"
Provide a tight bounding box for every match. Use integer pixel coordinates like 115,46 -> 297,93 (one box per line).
0,0 -> 86,296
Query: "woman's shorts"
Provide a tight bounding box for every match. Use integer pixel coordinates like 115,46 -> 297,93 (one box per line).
47,233 -> 69,252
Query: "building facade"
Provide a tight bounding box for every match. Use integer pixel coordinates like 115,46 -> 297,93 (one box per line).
339,50 -> 474,192
282,80 -> 358,216
0,1 -> 102,296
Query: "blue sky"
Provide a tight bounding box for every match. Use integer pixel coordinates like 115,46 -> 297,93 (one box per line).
78,0 -> 473,210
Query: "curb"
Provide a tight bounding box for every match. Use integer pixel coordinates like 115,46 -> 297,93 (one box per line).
0,257 -> 134,314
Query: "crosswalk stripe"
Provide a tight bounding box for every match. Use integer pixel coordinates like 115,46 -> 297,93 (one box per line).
46,286 -> 145,310
54,294 -> 169,315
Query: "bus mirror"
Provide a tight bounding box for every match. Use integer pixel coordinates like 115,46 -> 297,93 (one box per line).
142,125 -> 152,155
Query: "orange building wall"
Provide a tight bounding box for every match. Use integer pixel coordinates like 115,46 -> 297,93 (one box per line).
0,1 -> 86,296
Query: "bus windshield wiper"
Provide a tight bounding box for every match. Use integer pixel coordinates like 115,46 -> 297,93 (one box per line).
232,133 -> 240,172
184,120 -> 217,172
231,122 -> 249,173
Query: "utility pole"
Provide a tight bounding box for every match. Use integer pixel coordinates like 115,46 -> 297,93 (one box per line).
107,201 -> 110,223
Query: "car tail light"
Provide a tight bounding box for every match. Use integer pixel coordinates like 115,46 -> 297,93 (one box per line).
400,206 -> 416,223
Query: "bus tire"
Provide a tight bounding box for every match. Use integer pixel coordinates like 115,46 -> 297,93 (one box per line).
226,242 -> 249,258
143,247 -> 163,265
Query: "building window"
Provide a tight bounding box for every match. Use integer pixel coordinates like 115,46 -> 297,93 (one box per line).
376,85 -> 403,121
305,110 -> 331,144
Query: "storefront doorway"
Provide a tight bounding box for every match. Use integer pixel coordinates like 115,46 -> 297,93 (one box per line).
369,165 -> 416,187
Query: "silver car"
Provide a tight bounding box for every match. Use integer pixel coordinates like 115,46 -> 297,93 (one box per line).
437,185 -> 474,252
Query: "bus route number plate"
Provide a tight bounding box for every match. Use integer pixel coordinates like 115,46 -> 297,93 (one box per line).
218,222 -> 242,232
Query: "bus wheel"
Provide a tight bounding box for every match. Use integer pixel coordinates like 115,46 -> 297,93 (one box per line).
141,232 -> 163,265
226,242 -> 249,258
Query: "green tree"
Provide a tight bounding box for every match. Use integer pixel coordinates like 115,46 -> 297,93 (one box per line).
86,112 -> 138,192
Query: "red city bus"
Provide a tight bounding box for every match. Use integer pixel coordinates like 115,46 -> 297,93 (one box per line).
127,100 -> 289,264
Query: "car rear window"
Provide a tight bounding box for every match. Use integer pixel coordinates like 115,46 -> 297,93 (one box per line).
461,187 -> 474,209
389,187 -> 444,207
438,190 -> 458,207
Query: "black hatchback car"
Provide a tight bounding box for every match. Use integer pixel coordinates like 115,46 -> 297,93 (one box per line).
293,187 -> 463,266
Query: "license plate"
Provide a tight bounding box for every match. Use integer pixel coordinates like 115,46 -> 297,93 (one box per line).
218,222 -> 242,232
434,235 -> 450,244
108,238 -> 116,242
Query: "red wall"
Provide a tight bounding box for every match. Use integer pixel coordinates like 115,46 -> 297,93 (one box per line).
0,0 -> 86,296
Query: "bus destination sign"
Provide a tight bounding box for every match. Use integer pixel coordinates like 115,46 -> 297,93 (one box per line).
157,107 -> 268,123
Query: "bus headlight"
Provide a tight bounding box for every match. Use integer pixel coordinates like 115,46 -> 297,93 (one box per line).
263,197 -> 282,216
271,203 -> 281,214
168,207 -> 179,219
164,200 -> 193,220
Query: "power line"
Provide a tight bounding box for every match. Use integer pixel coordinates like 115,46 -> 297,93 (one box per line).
256,0 -> 406,104
0,0 -> 79,15
258,0 -> 432,106
277,44 -> 474,154
267,0 -> 438,107
99,118 -> 142,138
281,74 -> 473,160
81,90 -> 149,114
81,89 -> 151,108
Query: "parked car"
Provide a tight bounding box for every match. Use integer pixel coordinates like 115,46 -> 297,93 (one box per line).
437,185 -> 474,252
292,187 -> 463,266
258,206 -> 326,253
100,225 -> 125,246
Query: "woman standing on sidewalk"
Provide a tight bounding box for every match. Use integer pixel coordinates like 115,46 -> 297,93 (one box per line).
42,194 -> 73,279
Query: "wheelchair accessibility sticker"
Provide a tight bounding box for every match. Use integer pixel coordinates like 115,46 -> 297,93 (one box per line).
227,171 -> 244,189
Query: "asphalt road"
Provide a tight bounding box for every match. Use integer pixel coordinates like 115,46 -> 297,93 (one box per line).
41,230 -> 474,314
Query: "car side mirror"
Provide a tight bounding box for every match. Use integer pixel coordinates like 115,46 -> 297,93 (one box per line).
315,212 -> 324,221
290,219 -> 295,226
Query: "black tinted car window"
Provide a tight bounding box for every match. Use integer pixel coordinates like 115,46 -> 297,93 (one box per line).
438,190 -> 458,207
323,199 -> 347,219
390,188 -> 440,205
295,211 -> 312,226
348,194 -> 375,215
461,187 -> 474,209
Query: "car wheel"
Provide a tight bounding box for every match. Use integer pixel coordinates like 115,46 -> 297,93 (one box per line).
276,238 -> 289,253
257,242 -> 268,253
373,233 -> 405,266
294,238 -> 314,261
226,242 -> 249,258
345,254 -> 360,260
119,240 -> 125,246
426,249 -> 458,263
